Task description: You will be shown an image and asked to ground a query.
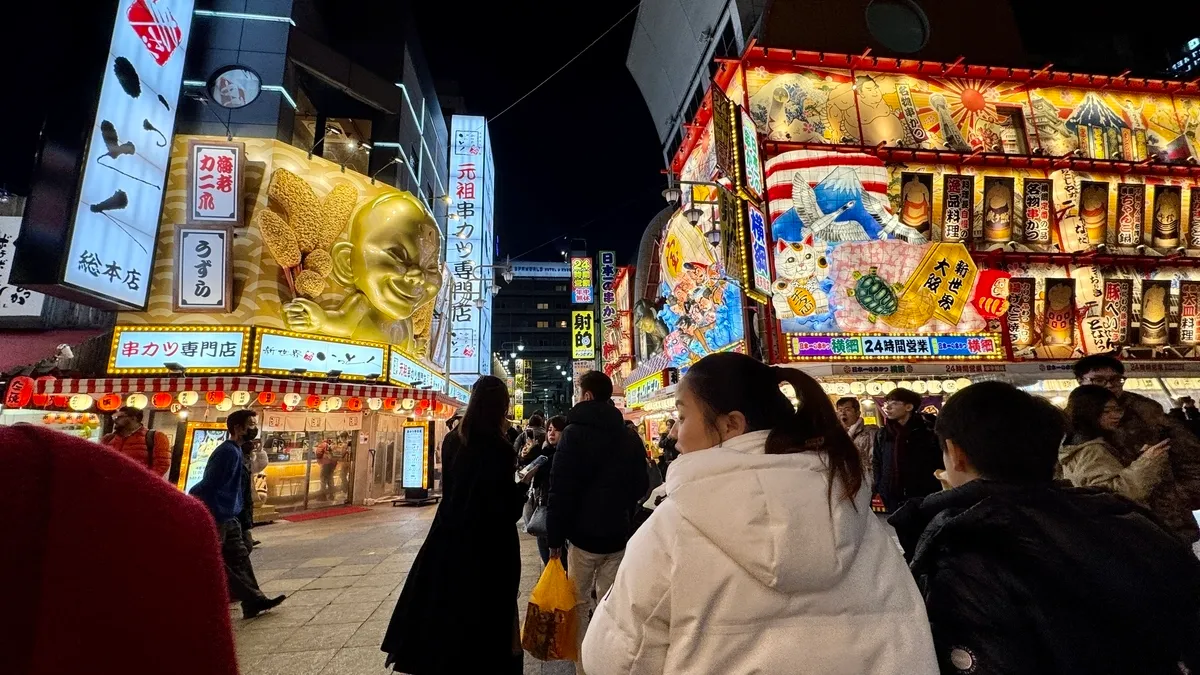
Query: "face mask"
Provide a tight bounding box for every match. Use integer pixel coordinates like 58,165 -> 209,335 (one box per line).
243,427 -> 260,442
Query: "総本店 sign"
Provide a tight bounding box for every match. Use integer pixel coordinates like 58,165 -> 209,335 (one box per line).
254,329 -> 387,380
174,225 -> 232,312
187,140 -> 245,226
389,347 -> 448,390
109,326 -> 251,374
572,310 -> 596,360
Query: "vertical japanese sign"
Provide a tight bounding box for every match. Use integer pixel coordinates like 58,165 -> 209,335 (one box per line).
173,225 -> 231,311
736,108 -> 764,202
899,243 -> 977,325
941,175 -> 973,242
1189,187 -> 1200,248
572,310 -> 596,360
59,0 -> 195,308
448,116 -> 494,387
710,85 -> 735,180
599,251 -> 618,371
187,140 -> 245,226
1006,277 -> 1035,347
1115,184 -> 1145,246
571,360 -> 591,404
1022,179 -> 1052,244
742,202 -> 772,302
1179,281 -> 1200,346
0,217 -> 45,318
1103,279 -> 1134,347
571,256 -> 593,303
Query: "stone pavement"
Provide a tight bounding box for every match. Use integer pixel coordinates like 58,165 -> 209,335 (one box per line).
232,505 -> 574,675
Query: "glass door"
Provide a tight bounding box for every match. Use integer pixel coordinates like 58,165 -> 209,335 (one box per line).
307,430 -> 355,508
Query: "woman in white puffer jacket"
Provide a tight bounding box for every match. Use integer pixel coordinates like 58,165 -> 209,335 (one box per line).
581,353 -> 937,674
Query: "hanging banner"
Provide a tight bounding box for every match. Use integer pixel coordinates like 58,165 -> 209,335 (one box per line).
1179,281 -> 1200,346
570,256 -> 593,304
173,225 -> 232,312
741,201 -> 773,303
1189,187 -> 1200,248
448,115 -> 494,388
1103,279 -> 1134,347
1043,279 -> 1076,346
1050,169 -> 1090,253
897,242 -> 977,325
940,175 -> 973,242
982,176 -> 1015,244
1140,280 -> 1171,346
736,107 -> 765,202
1022,179 -> 1052,244
711,84 -> 735,180
572,310 -> 596,360
1115,184 -> 1145,247
1005,278 -> 1035,347
599,250 -> 619,369
187,140 -> 246,226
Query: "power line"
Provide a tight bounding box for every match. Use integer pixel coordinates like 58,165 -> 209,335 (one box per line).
505,186 -> 664,261
489,2 -> 642,123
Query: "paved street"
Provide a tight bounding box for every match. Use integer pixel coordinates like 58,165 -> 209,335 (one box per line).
232,505 -> 573,675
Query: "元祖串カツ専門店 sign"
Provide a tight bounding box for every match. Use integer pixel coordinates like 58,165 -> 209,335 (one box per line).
448,115 -> 494,388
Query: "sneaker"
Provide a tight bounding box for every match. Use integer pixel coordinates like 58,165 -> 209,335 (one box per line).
243,594 -> 286,619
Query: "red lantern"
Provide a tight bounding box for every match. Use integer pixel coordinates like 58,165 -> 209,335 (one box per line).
96,393 -> 122,412
346,397 -> 363,412
31,375 -> 56,407
257,391 -> 278,406
383,397 -> 399,411
305,394 -> 321,408
415,399 -> 431,412
205,390 -> 226,406
151,392 -> 173,409
3,376 -> 34,409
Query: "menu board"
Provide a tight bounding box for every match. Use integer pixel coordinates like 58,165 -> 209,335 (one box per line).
177,423 -> 227,493
401,425 -> 427,489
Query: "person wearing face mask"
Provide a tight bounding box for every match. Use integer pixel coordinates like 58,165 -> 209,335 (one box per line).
189,409 -> 285,618
580,353 -> 937,674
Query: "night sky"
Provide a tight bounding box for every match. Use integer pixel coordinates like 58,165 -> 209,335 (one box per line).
413,3 -> 665,266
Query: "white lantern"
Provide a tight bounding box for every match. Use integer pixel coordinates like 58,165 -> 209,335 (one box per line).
955,377 -> 972,391
849,382 -> 866,395
68,394 -> 94,411
231,390 -> 252,406
318,399 -> 330,413
401,397 -> 417,410
177,390 -> 199,406
215,398 -> 234,412
326,396 -> 343,411
942,379 -> 959,394
833,382 -> 851,396
927,380 -> 944,394
911,381 -> 928,394
819,382 -> 831,394
880,381 -> 897,394
865,381 -> 883,396
125,393 -> 148,410
283,392 -> 302,407
367,397 -> 383,411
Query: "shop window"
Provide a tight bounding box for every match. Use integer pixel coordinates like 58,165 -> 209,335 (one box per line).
555,284 -> 568,292
537,320 -> 549,328
684,85 -> 704,125
558,320 -> 567,328
321,119 -> 372,176
715,21 -> 738,60
537,302 -> 549,310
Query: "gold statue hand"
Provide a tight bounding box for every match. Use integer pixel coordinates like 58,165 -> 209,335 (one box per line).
283,298 -> 328,333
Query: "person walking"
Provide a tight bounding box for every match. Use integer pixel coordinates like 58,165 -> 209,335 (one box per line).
1060,385 -> 1168,506
872,388 -> 942,512
656,418 -> 678,478
1075,354 -> 1200,550
890,382 -> 1200,674
836,396 -> 876,475
547,370 -> 649,674
2,424 -> 240,675
314,438 -> 337,502
581,353 -> 937,674
188,409 -> 285,619
383,375 -> 528,674
101,405 -> 171,478
520,415 -> 567,565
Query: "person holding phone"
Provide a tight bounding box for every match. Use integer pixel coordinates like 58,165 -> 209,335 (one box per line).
521,415 -> 567,565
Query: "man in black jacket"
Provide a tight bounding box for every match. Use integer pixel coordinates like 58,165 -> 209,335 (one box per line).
872,387 -> 942,512
890,382 -> 1200,675
547,370 -> 648,674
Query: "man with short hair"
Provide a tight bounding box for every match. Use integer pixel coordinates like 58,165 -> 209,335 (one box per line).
1075,354 -> 1200,548
547,370 -> 649,675
102,406 -> 171,477
189,410 -> 284,618
836,397 -> 876,475
872,388 -> 942,512
890,381 -> 1200,674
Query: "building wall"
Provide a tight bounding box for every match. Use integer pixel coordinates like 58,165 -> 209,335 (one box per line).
493,276 -> 574,415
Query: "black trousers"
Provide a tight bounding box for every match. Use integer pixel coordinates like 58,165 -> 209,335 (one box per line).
219,519 -> 267,605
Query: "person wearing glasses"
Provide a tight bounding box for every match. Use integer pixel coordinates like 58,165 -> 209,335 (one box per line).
872,388 -> 943,513
1060,385 -> 1168,506
1074,354 -> 1200,552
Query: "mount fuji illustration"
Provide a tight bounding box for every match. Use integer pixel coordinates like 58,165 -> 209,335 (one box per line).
791,167 -> 927,244
1066,92 -> 1127,130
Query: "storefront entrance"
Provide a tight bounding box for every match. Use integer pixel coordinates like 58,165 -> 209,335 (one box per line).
261,428 -> 356,514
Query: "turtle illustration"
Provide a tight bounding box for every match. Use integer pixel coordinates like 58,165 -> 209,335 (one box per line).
846,267 -> 903,322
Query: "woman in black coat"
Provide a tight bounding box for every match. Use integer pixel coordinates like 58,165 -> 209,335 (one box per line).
383,376 -> 528,674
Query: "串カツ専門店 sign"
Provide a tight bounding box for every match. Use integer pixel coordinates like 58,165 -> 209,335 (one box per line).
109,326 -> 250,374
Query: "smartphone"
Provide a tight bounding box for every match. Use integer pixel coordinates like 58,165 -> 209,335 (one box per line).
517,454 -> 549,481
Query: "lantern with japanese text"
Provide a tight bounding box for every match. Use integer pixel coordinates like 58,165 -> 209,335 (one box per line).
258,391 -> 278,406
367,397 -> 383,411
52,395 -> 69,408
42,414 -> 53,424
232,391 -> 252,406
415,399 -> 431,413
305,394 -> 321,409
125,393 -> 149,409
152,392 -> 173,409
326,396 -> 343,411
282,402 -> 296,412
205,391 -> 226,406
283,393 -> 302,407
346,397 -> 363,412
401,397 -> 416,411
96,393 -> 122,412
215,398 -> 234,412
4,376 -> 34,408
31,376 -> 56,407
383,397 -> 399,411
317,399 -> 330,413
178,391 -> 199,406
68,394 -> 94,411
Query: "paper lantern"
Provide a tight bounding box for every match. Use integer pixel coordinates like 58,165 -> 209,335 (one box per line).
911,381 -> 928,394
383,397 -> 399,411
326,396 -> 343,411
3,376 -> 35,408
318,399 -> 330,413
68,394 -> 94,411
231,390 -> 251,406
282,403 -> 296,412
942,380 -> 959,394
258,391 -> 278,406
367,397 -> 383,411
151,392 -> 173,409
346,397 -> 363,412
880,381 -> 897,394
52,395 -> 69,408
31,375 -> 56,407
849,382 -> 866,395
215,398 -> 234,412
96,393 -> 122,412
178,391 -> 199,406
865,382 -> 883,396
55,413 -> 70,424
205,391 -> 226,406
42,414 -> 53,424
401,397 -> 416,411
955,378 -> 972,391
927,380 -> 944,395
833,383 -> 850,396
283,393 -> 302,407
125,393 -> 149,409
304,394 -> 321,409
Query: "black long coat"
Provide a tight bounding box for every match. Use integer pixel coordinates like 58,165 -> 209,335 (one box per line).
382,429 -> 528,674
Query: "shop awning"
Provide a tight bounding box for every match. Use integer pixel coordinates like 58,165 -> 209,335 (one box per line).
36,375 -> 450,402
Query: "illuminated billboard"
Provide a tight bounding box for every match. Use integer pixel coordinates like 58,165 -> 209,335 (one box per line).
572,310 -> 596,360
448,115 -> 495,388
571,256 -> 593,304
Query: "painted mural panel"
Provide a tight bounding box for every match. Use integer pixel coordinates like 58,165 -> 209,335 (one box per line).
746,66 -> 858,143
1028,88 -> 1191,162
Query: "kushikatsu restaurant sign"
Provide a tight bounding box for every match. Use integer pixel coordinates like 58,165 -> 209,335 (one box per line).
187,140 -> 245,226
785,333 -> 1005,360
109,326 -> 251,374
388,347 -> 447,391
253,329 -> 387,380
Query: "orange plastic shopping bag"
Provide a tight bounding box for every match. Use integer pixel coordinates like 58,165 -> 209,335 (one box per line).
521,558 -> 579,661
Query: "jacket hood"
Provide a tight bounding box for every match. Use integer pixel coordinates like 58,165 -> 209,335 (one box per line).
892,480 -> 1200,619
666,430 -> 868,594
567,399 -> 627,432
1058,437 -> 1109,464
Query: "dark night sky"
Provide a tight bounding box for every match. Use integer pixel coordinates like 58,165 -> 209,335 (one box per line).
413,3 -> 665,266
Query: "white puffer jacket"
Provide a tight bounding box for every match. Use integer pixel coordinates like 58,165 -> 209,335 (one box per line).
581,430 -> 937,674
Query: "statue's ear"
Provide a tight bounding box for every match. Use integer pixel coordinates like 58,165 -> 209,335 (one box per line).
331,242 -> 354,286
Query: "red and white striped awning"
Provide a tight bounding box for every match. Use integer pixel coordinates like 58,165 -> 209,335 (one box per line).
37,376 -> 451,403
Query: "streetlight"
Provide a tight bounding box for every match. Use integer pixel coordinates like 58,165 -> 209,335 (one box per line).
517,343 -> 524,352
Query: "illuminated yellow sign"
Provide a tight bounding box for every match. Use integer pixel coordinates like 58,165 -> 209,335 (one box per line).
896,243 -> 977,326
572,310 -> 595,360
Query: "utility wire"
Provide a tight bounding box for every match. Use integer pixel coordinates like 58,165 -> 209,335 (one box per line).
505,186 -> 664,261
489,2 -> 642,123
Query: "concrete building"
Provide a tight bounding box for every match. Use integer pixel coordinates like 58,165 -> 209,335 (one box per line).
492,262 -> 575,416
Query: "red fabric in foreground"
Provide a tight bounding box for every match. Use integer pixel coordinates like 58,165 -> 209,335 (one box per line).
0,426 -> 238,675
280,505 -> 371,522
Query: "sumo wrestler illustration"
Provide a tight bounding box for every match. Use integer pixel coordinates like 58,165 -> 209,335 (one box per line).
271,185 -> 442,351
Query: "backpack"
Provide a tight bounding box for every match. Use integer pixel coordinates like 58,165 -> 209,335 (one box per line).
143,429 -> 161,469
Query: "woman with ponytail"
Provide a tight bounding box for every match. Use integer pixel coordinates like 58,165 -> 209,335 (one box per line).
581,352 -> 936,674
